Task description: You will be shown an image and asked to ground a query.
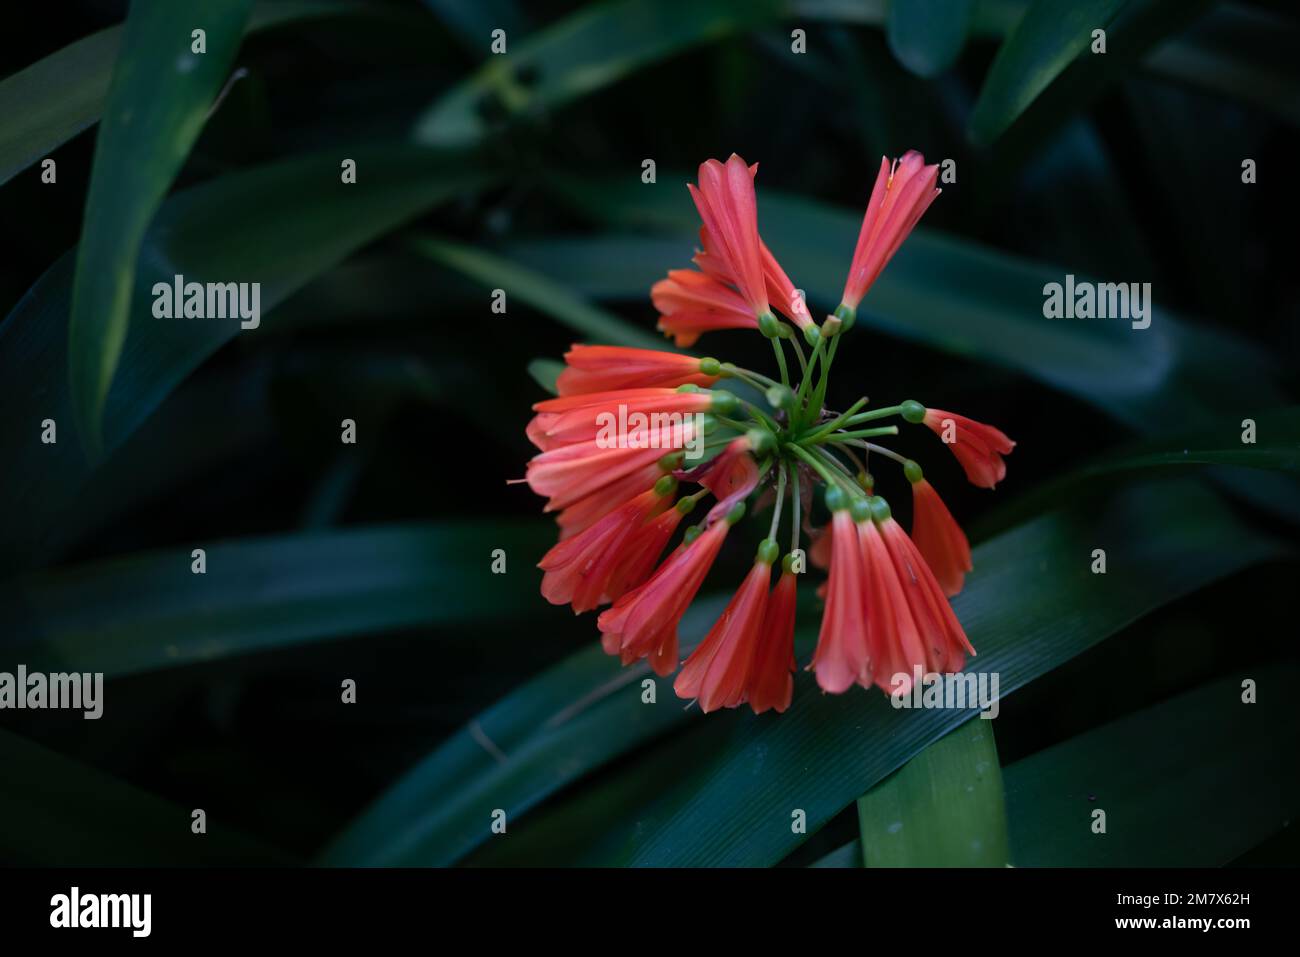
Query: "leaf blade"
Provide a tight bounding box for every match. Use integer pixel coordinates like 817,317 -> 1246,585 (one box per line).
67,0 -> 254,456
857,718 -> 1009,867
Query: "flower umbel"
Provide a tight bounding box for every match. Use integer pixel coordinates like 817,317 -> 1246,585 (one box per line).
522,152 -> 1014,715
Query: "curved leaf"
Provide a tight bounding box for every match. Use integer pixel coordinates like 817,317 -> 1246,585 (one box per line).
0,2 -> 397,187
857,718 -> 1009,866
0,523 -> 553,678
462,480 -> 1286,866
815,664 -> 1300,867
0,144 -> 490,573
319,595 -> 727,866
886,0 -> 975,77
968,0 -> 1126,146
68,0 -> 253,456
975,406 -> 1300,535
0,728 -> 290,865
409,237 -> 668,350
528,175 -> 1286,432
413,0 -> 784,146
1004,664 -> 1300,866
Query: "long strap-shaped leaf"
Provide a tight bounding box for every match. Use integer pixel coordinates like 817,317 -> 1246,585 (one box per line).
0,728 -> 289,865
323,479 -> 1285,866
857,718 -> 1009,867
67,0 -> 253,457
413,0 -> 785,146
0,1 -> 396,187
535,175 -> 1287,427
0,145 -> 490,574
814,663 -> 1300,867
0,523 -> 555,678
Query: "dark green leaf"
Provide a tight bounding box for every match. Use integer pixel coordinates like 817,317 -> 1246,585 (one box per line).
319,595 -> 727,866
969,0 -> 1126,146
0,523 -> 554,678
886,0 -> 975,77
857,718 -> 1009,866
409,236 -> 669,350
527,358 -> 564,395
420,0 -> 529,52
67,0 -> 254,456
524,175 -> 1286,432
814,663 -> 1300,867
329,480 -> 1286,865
413,0 -> 785,146
976,406 -> 1300,535
0,728 -> 290,864
0,144 -> 491,573
0,2 -> 398,187
466,480 -> 1286,865
1005,664 -> 1300,866
980,0 -> 1215,155
0,27 -> 118,186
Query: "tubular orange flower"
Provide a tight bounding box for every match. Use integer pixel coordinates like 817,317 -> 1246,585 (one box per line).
809,499 -> 870,693
521,152 -> 1015,716
597,515 -> 735,675
674,545 -> 773,712
528,387 -> 723,450
876,503 -> 975,676
921,406 -> 1017,489
907,472 -> 972,596
602,501 -> 689,600
857,503 -> 928,695
555,460 -> 668,539
525,418 -> 697,512
539,482 -> 674,612
556,344 -> 719,395
691,433 -> 763,524
689,154 -> 769,318
839,151 -> 941,319
746,559 -> 798,714
652,269 -> 756,347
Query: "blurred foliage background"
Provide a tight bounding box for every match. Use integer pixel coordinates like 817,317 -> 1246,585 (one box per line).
1,0 -> 1297,867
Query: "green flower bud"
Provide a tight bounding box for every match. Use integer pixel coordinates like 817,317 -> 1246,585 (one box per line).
757,311 -> 782,339
709,390 -> 738,415
900,399 -> 927,424
824,485 -> 848,512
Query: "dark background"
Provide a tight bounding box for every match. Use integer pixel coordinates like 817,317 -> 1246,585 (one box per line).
1,0 -> 1297,866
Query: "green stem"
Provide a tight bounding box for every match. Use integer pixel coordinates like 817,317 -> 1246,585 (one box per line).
768,463 -> 787,540
800,396 -> 868,443
840,404 -> 903,427
808,332 -> 841,423
722,364 -> 780,392
815,425 -> 899,444
792,336 -> 826,431
788,333 -> 808,379
849,440 -> 908,466
788,461 -> 801,553
787,443 -> 840,489
740,400 -> 781,434
812,445 -> 860,488
770,338 -> 790,389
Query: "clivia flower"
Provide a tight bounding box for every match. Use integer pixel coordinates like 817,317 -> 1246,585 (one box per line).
522,151 -> 1014,714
